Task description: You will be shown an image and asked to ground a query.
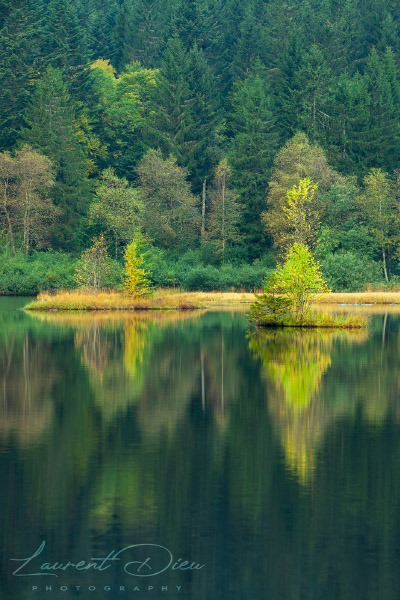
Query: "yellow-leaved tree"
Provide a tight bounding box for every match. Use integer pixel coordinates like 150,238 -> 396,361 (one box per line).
123,232 -> 153,297
283,178 -> 319,249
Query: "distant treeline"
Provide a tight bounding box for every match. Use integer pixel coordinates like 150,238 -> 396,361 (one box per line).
1,0 -> 400,291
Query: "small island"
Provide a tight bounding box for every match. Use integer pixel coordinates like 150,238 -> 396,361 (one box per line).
248,242 -> 368,329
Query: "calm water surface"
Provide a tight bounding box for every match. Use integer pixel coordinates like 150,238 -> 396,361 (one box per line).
1,298 -> 400,599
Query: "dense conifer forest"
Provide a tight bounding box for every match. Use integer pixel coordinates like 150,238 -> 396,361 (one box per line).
1,0 -> 400,293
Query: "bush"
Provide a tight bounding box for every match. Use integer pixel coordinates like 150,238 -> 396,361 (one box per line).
145,247 -> 268,291
321,251 -> 383,292
0,251 -> 78,295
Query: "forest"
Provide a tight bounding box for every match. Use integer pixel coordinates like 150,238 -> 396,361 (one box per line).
1,0 -> 400,293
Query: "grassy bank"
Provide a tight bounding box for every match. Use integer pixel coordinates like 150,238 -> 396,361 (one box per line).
24,289 -> 400,312
24,289 -> 255,311
318,291 -> 400,304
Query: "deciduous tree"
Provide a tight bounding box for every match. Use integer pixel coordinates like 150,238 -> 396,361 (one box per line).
136,149 -> 200,250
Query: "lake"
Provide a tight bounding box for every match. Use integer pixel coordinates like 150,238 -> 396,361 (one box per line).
1,297 -> 400,599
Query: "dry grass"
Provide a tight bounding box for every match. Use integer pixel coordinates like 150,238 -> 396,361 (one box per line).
25,288 -> 254,311
24,288 -> 400,312
317,291 -> 400,304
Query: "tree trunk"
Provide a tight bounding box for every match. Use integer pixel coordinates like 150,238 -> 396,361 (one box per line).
382,247 -> 389,283
201,179 -> 206,241
2,181 -> 15,256
222,175 -> 226,263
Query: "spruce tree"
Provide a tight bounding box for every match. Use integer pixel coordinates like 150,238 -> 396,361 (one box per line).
327,72 -> 371,175
113,0 -> 178,69
362,48 -> 400,171
0,0 -> 42,150
274,33 -> 303,143
230,5 -> 265,82
296,44 -> 333,145
146,35 -> 194,165
43,0 -> 90,97
21,67 -> 90,249
80,0 -> 119,62
227,66 -> 278,257
186,44 -> 221,190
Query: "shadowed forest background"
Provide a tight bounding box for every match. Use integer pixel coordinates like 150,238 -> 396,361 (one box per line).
1,0 -> 400,293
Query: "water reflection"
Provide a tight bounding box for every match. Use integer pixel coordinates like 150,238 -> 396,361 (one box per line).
249,328 -> 369,482
2,304 -> 400,599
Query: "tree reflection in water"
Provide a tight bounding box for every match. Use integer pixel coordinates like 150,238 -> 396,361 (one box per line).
249,328 -> 369,482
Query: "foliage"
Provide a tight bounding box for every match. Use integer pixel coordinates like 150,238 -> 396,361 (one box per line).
263,133 -> 344,253
358,168 -> 399,282
20,66 -> 90,250
136,149 -> 200,251
206,159 -> 241,261
0,145 -> 56,255
321,251 -> 383,292
3,2 -> 400,291
227,67 -> 276,253
282,177 -> 319,250
89,168 -> 141,258
249,243 -> 330,326
123,232 -> 153,297
88,59 -> 158,177
0,250 -> 78,295
75,235 -> 116,290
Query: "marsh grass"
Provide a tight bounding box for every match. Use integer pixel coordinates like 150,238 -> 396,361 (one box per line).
251,310 -> 368,329
318,291 -> 400,304
24,289 -> 254,311
24,288 -> 400,312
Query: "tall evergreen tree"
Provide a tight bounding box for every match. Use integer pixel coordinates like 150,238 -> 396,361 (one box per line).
230,5 -> 264,82
227,66 -> 278,257
186,44 -> 221,190
296,44 -> 333,145
362,47 -> 400,171
113,0 -> 178,69
79,0 -> 119,61
42,0 -> 90,97
0,0 -> 42,150
146,35 -> 194,165
327,72 -> 371,175
21,67 -> 90,249
274,33 -> 303,143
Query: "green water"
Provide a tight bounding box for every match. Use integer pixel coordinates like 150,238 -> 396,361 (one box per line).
1,298 -> 400,599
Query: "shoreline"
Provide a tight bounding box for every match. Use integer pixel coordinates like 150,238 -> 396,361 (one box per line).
22,289 -> 400,312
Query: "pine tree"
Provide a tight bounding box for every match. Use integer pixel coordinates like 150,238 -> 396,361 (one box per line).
0,0 -> 42,150
362,48 -> 400,171
227,66 -> 278,256
43,0 -> 90,97
146,35 -> 194,165
113,0 -> 178,69
21,67 -> 90,249
185,44 -> 221,190
296,44 -> 333,145
274,33 -> 303,142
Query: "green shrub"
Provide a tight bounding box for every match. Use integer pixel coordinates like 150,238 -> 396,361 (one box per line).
321,251 -> 383,292
0,251 -> 79,295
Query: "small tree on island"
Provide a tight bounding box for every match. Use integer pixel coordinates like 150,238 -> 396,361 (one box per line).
249,243 -> 330,326
123,232 -> 153,297
75,234 -> 111,290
